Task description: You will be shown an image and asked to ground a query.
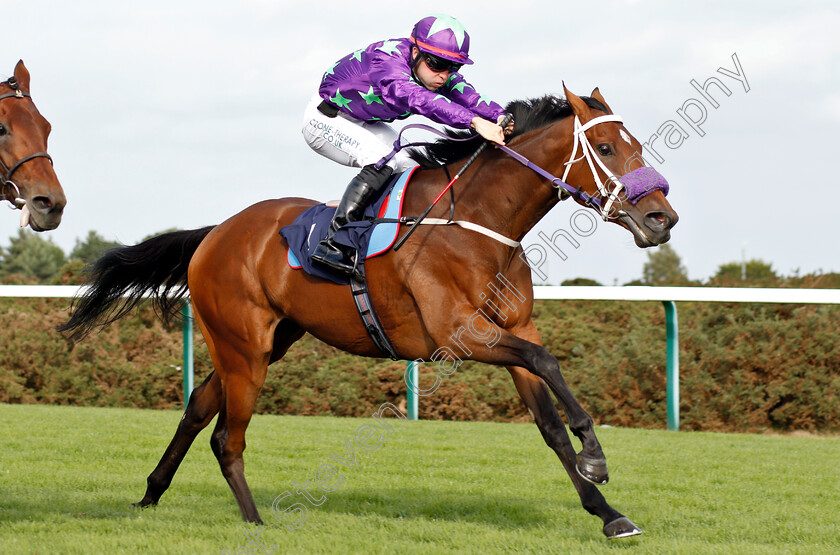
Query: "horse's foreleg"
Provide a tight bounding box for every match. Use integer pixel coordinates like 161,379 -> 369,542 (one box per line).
136,370 -> 222,507
507,365 -> 642,539
469,324 -> 608,485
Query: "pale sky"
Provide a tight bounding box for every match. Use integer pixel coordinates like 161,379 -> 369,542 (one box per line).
2,0 -> 837,285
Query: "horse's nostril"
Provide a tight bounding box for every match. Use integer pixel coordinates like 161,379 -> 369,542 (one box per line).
644,211 -> 672,232
32,196 -> 53,212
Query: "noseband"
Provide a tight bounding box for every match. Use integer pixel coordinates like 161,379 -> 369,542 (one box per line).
0,77 -> 54,208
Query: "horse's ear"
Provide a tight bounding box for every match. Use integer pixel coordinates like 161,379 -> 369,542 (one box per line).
14,60 -> 31,93
590,87 -> 613,114
563,82 -> 592,120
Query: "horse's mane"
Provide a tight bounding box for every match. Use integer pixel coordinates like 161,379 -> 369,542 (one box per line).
408,94 -> 609,168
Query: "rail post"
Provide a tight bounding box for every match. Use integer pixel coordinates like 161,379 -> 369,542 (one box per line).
181,300 -> 194,410
662,301 -> 679,431
406,361 -> 419,420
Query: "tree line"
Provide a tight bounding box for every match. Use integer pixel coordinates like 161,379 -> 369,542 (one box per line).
0,229 -> 172,284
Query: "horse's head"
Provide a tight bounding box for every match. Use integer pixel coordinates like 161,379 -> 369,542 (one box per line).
562,85 -> 677,247
0,60 -> 66,231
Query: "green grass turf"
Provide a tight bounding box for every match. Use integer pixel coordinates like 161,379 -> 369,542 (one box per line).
1,403 -> 838,554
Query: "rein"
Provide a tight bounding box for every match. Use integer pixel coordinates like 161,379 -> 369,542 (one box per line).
0,79 -> 54,209
380,112 -> 669,235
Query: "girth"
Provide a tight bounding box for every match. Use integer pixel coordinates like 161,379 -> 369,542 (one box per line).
348,258 -> 400,361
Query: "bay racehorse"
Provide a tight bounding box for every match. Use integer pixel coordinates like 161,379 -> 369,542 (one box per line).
0,60 -> 66,230
60,86 -> 677,539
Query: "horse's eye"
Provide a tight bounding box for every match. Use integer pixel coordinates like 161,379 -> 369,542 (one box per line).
0,124 -> 7,137
597,144 -> 612,156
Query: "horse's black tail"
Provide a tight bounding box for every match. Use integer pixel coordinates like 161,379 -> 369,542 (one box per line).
58,226 -> 215,342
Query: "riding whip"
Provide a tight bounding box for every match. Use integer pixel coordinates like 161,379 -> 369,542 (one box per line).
393,113 -> 514,251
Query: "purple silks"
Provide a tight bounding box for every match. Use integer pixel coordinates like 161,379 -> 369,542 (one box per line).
619,167 -> 670,204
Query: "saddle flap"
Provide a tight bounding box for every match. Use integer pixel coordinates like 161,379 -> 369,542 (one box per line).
280,166 -> 418,284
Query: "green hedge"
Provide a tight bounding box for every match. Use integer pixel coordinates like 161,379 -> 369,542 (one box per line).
1,293 -> 838,433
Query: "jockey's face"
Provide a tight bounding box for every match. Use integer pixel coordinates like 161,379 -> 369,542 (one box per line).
411,47 -> 451,91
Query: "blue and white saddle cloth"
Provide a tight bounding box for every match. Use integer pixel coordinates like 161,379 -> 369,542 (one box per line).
280,167 -> 418,285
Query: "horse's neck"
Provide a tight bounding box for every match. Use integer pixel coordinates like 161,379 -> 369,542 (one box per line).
456,119 -> 575,242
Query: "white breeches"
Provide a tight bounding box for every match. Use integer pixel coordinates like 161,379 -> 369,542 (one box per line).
301,92 -> 417,172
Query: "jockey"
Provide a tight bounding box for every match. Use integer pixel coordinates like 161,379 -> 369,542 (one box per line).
302,14 -> 510,277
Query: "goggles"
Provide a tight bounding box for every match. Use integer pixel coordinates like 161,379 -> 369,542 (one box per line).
422,53 -> 462,73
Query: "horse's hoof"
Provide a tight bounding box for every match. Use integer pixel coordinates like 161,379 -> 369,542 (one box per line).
131,498 -> 156,509
603,516 -> 642,539
576,453 -> 609,485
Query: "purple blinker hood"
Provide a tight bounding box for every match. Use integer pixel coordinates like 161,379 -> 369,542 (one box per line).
618,167 -> 670,204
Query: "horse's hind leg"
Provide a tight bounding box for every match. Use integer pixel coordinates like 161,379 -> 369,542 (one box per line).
210,356 -> 275,522
206,318 -> 304,523
507,365 -> 641,539
136,370 -> 222,507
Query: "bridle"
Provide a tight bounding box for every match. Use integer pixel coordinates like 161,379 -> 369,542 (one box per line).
375,107 -> 670,246
496,113 -> 669,220
561,114 -> 627,217
0,77 -> 54,209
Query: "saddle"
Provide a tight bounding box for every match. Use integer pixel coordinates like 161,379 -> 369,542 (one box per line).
280,167 -> 418,286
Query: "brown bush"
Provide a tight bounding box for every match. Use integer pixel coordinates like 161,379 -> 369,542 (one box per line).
1,281 -> 839,433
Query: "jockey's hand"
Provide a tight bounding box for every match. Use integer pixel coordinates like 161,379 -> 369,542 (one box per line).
471,116 -> 505,145
498,114 -> 515,135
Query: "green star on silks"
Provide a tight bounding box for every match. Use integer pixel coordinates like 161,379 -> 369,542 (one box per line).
351,49 -> 365,62
451,81 -> 472,94
427,14 -> 467,49
376,40 -> 402,56
324,61 -> 339,77
360,86 -> 384,105
433,94 -> 452,103
330,89 -> 352,109
476,94 -> 492,107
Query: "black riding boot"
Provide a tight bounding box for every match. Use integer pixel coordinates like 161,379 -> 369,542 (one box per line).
311,164 -> 394,277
